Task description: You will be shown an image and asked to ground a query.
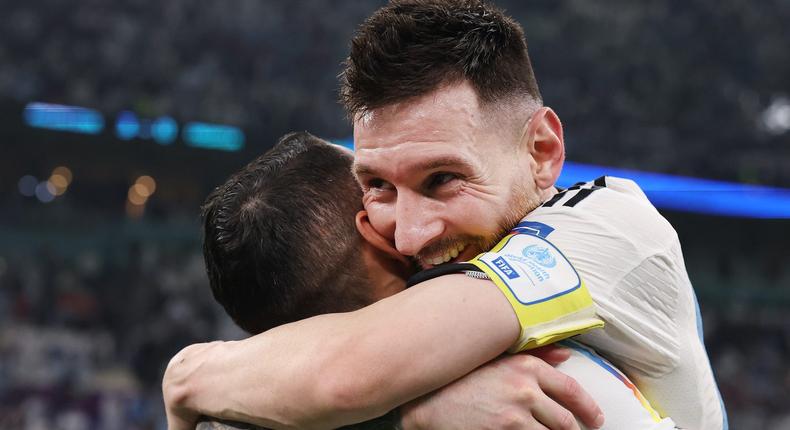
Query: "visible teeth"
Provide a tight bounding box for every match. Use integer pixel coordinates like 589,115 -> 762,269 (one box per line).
422,242 -> 466,267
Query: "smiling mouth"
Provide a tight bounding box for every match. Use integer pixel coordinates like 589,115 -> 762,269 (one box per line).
416,242 -> 468,268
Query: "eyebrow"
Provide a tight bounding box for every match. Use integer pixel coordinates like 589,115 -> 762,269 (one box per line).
353,156 -> 476,178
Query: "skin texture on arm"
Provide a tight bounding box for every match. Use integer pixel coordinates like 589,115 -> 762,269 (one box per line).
188,346 -> 603,430
164,274 -> 519,430
400,348 -> 604,430
195,412 -> 401,430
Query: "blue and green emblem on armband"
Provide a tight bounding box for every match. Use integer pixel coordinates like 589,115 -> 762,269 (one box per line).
468,223 -> 604,352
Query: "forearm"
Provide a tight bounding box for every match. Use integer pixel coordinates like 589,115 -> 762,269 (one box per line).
164,275 -> 518,429
195,410 -> 400,430
166,316 -> 369,429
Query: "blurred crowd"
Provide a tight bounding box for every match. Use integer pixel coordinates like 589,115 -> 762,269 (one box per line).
1,0 -> 789,429
0,0 -> 373,142
0,238 -> 242,430
1,0 -> 789,185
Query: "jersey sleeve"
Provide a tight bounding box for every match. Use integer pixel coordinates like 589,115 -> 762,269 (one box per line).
506,177 -> 723,429
525,177 -> 683,374
467,229 -> 604,352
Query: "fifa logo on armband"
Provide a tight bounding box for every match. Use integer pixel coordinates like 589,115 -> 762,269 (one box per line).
492,257 -> 520,279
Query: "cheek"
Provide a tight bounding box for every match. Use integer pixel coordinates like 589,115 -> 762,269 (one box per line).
447,188 -> 505,232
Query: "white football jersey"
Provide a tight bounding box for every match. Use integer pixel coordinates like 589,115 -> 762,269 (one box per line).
557,340 -> 676,430
480,177 -> 726,430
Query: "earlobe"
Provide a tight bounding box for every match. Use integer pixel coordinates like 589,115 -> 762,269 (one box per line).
355,211 -> 409,264
526,107 -> 565,190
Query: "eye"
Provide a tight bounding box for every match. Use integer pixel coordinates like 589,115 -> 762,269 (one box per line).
426,173 -> 459,189
366,178 -> 394,191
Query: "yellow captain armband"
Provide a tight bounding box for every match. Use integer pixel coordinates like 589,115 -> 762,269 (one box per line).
468,230 -> 604,352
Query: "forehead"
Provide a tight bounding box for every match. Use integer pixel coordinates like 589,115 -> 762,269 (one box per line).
353,83 -> 489,177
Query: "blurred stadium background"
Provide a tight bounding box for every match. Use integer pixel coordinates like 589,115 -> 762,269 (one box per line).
1,0 -> 789,428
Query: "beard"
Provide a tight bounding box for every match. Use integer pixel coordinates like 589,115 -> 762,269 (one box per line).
415,180 -> 545,266
480,179 -> 544,251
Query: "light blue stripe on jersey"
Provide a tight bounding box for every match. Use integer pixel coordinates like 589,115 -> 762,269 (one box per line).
692,290 -> 729,430
559,340 -> 623,381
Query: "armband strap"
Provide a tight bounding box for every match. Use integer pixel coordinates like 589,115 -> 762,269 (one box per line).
405,263 -> 480,288
468,232 -> 604,352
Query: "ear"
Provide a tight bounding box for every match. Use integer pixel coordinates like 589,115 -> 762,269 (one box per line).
355,211 -> 409,264
522,107 -> 565,190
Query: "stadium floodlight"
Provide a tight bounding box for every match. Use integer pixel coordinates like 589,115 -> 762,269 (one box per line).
332,138 -> 355,151
24,102 -> 104,135
558,161 -> 790,219
115,111 -> 140,140
183,122 -> 245,152
152,116 -> 179,145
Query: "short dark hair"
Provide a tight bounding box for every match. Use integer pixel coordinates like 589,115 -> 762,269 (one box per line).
340,0 -> 542,118
202,132 -> 370,335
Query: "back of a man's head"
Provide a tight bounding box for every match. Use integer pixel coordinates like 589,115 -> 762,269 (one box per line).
341,0 -> 542,119
202,132 -> 370,335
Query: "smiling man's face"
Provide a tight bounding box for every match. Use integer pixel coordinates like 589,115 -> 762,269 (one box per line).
353,81 -> 548,268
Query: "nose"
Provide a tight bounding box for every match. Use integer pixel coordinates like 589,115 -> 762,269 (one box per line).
393,190 -> 444,257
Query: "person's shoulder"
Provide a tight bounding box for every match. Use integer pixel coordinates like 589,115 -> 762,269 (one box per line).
523,176 -> 678,258
536,176 -> 651,212
530,176 -> 665,226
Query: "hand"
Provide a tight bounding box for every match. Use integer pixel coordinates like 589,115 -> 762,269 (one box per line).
399,345 -> 604,430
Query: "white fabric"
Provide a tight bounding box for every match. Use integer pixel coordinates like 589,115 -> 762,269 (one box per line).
557,340 -> 676,430
521,177 -> 724,430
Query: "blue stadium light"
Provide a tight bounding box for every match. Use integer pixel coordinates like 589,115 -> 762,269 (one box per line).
138,119 -> 152,139
17,175 -> 38,197
34,181 -> 55,203
183,122 -> 245,151
151,116 -> 178,145
115,111 -> 140,140
23,102 -> 104,135
332,138 -> 354,151
558,161 -> 790,219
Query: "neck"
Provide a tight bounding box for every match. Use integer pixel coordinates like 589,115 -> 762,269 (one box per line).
540,185 -> 559,203
361,243 -> 411,302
